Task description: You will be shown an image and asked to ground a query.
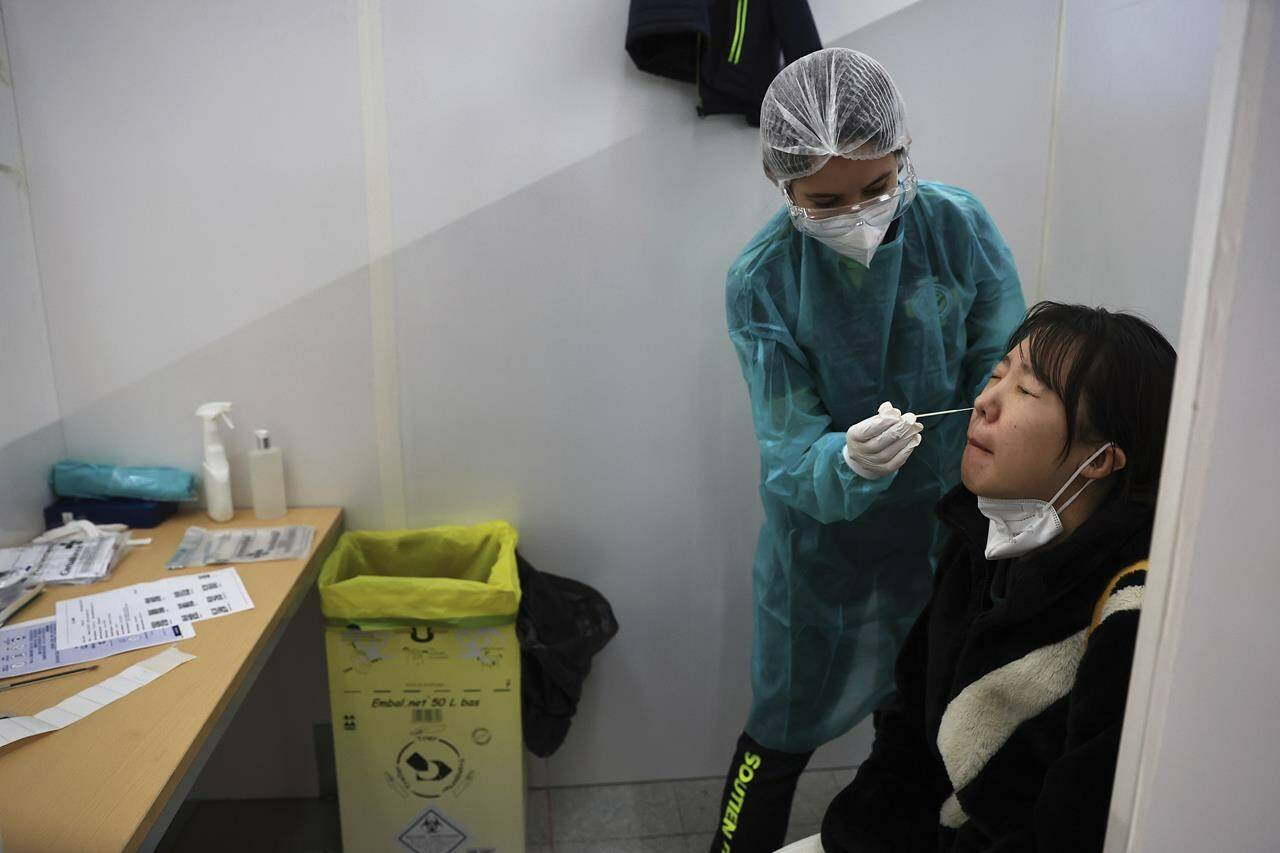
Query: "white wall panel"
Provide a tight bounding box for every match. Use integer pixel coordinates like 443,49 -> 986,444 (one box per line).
1040,0 -> 1225,340
3,0 -> 370,414
0,6 -> 63,543
380,0 -> 688,252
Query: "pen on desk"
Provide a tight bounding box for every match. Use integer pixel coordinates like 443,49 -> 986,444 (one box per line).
0,664 -> 99,693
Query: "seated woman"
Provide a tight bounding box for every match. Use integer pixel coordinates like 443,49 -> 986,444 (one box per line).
781,301 -> 1177,853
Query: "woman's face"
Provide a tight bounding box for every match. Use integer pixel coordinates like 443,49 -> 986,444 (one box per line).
786,153 -> 898,216
962,340 -> 1108,500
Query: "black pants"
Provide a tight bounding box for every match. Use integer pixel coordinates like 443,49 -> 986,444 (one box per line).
707,731 -> 814,853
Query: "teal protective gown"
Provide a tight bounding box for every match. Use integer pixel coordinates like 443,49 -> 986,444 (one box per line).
727,182 -> 1026,752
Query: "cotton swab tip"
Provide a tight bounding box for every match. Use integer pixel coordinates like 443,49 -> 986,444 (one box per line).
913,407 -> 975,419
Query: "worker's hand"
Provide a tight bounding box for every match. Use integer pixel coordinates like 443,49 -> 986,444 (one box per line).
843,401 -> 923,480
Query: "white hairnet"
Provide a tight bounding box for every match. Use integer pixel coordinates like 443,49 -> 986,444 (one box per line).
760,48 -> 910,184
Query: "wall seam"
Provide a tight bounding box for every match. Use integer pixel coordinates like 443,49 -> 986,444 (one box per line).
357,0 -> 407,529
1035,0 -> 1069,302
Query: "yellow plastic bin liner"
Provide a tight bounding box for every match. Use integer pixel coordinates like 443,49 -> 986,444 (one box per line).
318,520 -> 520,629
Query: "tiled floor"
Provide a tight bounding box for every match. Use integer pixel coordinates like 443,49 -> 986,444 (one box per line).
529,767 -> 852,852
156,767 -> 853,852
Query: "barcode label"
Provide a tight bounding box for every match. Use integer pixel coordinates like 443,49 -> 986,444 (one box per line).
206,593 -> 225,602
181,613 -> 200,622
147,607 -> 166,616
178,601 -> 195,609
201,583 -> 219,591
210,605 -> 230,615
174,589 -> 192,598
144,595 -> 162,604
411,709 -> 443,723
150,619 -> 170,628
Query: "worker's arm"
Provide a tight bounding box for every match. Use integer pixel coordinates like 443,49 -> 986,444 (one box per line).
728,279 -> 897,525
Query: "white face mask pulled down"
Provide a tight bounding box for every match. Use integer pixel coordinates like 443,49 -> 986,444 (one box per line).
791,195 -> 898,268
976,443 -> 1113,560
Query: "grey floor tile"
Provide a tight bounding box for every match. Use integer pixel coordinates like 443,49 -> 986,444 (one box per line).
671,776 -> 724,834
526,787 -> 552,844
526,846 -> 554,853
789,769 -> 840,826
556,839 -> 686,853
682,832 -> 716,853
551,781 -> 683,841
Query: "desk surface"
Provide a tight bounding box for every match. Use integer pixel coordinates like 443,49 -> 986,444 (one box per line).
0,506 -> 343,853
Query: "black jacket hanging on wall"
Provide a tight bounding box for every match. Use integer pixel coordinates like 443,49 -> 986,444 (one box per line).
625,0 -> 822,126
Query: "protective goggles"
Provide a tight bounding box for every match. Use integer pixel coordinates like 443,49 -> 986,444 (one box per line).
782,153 -> 918,225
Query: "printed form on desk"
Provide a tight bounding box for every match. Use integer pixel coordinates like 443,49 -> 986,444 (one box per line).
55,568 -> 253,650
0,616 -> 194,679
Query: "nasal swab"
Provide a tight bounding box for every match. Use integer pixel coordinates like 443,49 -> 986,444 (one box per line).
916,404 -> 972,417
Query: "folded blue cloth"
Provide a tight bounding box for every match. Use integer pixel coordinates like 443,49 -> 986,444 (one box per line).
50,460 -> 195,502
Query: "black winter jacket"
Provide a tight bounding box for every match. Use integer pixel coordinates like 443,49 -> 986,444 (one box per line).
822,485 -> 1153,852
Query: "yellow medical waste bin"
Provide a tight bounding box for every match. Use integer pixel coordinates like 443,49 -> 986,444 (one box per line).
319,521 -> 525,853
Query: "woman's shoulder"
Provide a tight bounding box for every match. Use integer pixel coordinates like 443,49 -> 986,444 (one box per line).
1088,560 -> 1149,641
1067,560 -> 1148,721
727,207 -> 796,290
913,181 -> 997,230
725,208 -> 799,329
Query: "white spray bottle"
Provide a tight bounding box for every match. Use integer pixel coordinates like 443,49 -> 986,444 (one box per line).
196,402 -> 236,522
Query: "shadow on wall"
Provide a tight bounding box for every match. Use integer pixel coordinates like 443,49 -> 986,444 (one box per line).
52,264 -> 385,531
0,421 -> 66,545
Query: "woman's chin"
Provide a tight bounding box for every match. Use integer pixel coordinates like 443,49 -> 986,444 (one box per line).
961,451 -> 992,493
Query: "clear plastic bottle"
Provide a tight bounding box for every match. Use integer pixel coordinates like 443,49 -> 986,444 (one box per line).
249,429 -> 287,520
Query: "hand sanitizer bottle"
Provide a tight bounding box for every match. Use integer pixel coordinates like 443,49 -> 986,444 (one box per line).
196,402 -> 235,522
249,429 -> 287,520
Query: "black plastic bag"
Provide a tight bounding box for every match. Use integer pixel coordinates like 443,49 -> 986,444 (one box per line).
516,553 -> 619,757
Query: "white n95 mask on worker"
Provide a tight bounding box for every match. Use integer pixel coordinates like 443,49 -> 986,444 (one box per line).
790,195 -> 898,267
976,443 -> 1113,560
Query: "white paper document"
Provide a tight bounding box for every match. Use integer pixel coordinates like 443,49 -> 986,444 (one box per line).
55,568 -> 253,650
0,536 -> 121,585
0,646 -> 195,748
0,616 -> 195,680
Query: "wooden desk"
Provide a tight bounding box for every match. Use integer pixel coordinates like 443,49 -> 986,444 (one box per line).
0,507 -> 343,853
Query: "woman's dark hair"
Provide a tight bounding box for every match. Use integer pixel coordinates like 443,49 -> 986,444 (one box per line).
1005,301 -> 1177,503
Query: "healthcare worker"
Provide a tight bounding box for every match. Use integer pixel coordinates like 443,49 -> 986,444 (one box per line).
710,48 -> 1026,851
